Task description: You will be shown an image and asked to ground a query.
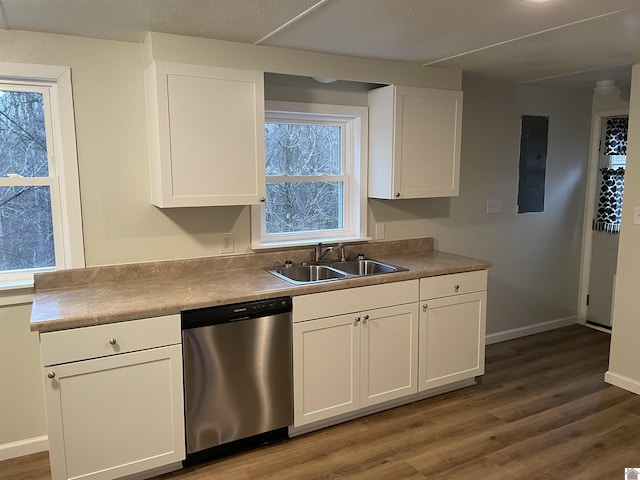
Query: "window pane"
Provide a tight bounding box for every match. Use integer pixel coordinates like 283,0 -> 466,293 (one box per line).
265,123 -> 341,176
266,181 -> 343,234
0,90 -> 49,178
0,186 -> 55,271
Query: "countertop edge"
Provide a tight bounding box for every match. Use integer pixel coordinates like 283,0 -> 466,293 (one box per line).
30,248 -> 491,333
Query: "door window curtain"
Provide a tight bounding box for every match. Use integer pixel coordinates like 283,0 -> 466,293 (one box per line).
604,116 -> 627,155
594,167 -> 625,233
594,116 -> 627,234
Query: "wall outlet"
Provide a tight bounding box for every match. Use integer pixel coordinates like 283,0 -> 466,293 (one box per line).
375,223 -> 385,240
634,207 -> 640,225
221,233 -> 234,253
486,198 -> 502,214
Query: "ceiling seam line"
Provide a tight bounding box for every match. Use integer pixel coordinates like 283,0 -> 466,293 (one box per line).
254,0 -> 332,45
514,63 -> 633,86
420,7 -> 638,67
0,1 -> 8,30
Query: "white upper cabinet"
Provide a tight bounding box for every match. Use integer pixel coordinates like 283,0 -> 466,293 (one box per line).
145,62 -> 266,207
368,85 -> 463,199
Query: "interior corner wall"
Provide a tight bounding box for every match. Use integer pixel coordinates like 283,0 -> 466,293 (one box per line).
607,64 -> 640,394
369,74 -> 593,335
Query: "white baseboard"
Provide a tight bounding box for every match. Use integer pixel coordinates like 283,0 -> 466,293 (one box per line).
0,435 -> 48,462
604,371 -> 640,395
485,316 -> 578,345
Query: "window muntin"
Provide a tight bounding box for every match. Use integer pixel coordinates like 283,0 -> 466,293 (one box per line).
252,102 -> 367,248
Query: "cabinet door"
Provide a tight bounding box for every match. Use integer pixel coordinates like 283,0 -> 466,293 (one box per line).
361,303 -> 419,407
369,85 -> 462,199
395,86 -> 462,198
146,62 -> 266,207
293,314 -> 360,427
44,345 -> 185,480
418,291 -> 486,391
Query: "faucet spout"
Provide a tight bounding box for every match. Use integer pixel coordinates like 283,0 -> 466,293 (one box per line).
315,242 -> 334,262
338,243 -> 346,262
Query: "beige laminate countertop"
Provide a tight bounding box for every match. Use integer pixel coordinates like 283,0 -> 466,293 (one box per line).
30,239 -> 491,333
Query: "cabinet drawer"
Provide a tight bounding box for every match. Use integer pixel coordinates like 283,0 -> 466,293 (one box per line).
419,270 -> 487,300
293,280 -> 418,322
40,315 -> 181,366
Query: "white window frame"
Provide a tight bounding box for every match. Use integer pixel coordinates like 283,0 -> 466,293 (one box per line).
0,62 -> 84,301
251,101 -> 369,249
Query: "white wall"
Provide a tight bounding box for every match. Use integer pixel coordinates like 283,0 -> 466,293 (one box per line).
0,29 -> 594,448
606,64 -> 640,394
0,303 -> 46,445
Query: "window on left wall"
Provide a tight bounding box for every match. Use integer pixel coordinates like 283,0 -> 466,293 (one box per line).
0,63 -> 84,290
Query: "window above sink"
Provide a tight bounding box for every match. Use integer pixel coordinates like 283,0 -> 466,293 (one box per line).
251,101 -> 369,250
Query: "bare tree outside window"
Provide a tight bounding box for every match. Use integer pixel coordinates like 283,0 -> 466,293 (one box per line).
0,90 -> 55,272
265,123 -> 344,234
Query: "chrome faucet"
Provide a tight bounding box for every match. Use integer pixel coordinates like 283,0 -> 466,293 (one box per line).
338,243 -> 346,262
315,242 -> 334,262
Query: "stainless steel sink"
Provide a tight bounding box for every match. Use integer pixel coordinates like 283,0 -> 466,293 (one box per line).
329,259 -> 407,276
267,264 -> 347,285
267,258 -> 407,284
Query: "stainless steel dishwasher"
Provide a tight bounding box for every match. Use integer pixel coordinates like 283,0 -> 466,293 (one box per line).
181,296 -> 292,464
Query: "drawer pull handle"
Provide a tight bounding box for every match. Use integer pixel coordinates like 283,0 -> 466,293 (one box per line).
109,338 -> 117,346
47,371 -> 56,379
454,284 -> 460,293
363,314 -> 369,324
422,304 -> 429,312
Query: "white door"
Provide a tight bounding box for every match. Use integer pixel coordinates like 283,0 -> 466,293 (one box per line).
44,345 -> 185,480
418,291 -> 486,392
293,313 -> 360,427
587,115 -> 627,328
360,303 -> 418,407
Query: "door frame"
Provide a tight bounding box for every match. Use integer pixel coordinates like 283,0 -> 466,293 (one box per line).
577,108 -> 628,324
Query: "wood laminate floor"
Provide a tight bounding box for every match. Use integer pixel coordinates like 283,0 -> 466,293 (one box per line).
2,325 -> 639,480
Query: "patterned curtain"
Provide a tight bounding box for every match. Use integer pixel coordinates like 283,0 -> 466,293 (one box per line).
604,117 -> 627,155
593,117 -> 628,234
594,167 -> 625,233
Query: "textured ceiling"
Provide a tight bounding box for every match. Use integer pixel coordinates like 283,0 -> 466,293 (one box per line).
0,0 -> 638,89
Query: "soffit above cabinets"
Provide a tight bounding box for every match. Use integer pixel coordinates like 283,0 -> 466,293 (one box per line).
0,0 -> 638,88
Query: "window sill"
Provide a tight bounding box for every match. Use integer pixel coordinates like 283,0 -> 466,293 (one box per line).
0,280 -> 34,307
251,236 -> 372,252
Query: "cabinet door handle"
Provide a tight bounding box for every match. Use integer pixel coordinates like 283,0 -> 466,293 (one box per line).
354,316 -> 361,326
422,304 -> 429,312
259,197 -> 266,203
109,338 -> 117,346
454,284 -> 460,293
395,192 -> 400,198
47,371 -> 56,379
362,314 -> 369,324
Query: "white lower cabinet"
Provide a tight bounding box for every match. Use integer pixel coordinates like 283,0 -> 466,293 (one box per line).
292,281 -> 419,427
40,315 -> 185,480
293,312 -> 360,425
361,303 -> 419,407
418,271 -> 487,391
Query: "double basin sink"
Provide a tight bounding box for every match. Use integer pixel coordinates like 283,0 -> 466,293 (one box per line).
267,259 -> 407,285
